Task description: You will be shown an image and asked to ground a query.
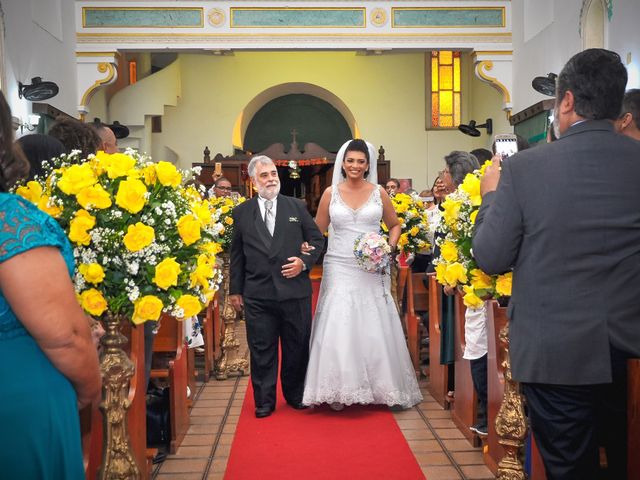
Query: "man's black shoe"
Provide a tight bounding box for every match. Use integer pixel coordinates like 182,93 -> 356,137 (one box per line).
288,402 -> 309,410
255,407 -> 273,418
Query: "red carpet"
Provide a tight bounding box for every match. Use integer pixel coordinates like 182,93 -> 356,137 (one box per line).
224,382 -> 426,479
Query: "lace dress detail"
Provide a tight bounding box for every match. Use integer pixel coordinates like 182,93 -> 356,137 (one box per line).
0,193 -> 84,479
303,186 -> 423,408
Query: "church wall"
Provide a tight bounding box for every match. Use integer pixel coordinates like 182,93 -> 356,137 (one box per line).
154,51 -> 506,191
511,0 -> 640,114
2,0 -> 79,132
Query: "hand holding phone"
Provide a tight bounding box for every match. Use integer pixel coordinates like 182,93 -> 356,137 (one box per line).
214,162 -> 222,175
493,133 -> 518,160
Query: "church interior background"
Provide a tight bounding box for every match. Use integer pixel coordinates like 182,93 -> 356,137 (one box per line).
2,0 -> 640,478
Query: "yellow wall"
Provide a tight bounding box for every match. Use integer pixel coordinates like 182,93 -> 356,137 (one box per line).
113,51 -> 508,191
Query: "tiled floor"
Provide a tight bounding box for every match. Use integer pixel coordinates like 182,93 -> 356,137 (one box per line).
152,322 -> 495,480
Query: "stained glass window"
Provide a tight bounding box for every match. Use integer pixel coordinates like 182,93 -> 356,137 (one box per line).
430,51 -> 461,128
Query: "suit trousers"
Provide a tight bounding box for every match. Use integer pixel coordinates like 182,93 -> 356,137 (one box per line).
522,346 -> 628,480
243,296 -> 312,410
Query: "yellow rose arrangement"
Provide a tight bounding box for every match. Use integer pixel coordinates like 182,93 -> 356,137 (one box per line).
432,162 -> 512,307
209,194 -> 246,252
382,192 -> 431,255
15,149 -> 224,324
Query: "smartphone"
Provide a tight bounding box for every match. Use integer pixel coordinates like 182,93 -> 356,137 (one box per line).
494,134 -> 518,160
214,162 -> 222,175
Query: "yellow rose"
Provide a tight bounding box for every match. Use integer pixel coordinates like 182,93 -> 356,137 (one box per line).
153,257 -> 182,290
224,216 -> 234,226
441,197 -> 461,227
435,263 -> 448,285
132,295 -> 163,324
460,173 -> 482,206
440,241 -> 459,263
444,262 -> 468,287
495,272 -> 513,297
115,178 -> 147,214
79,263 -> 105,285
68,209 -> 96,246
397,233 -> 409,249
37,195 -> 62,218
177,214 -> 201,246
155,161 -> 182,187
57,163 -> 97,195
463,285 -> 484,309
193,203 -> 212,226
16,181 -> 43,203
470,209 -> 479,224
76,184 -> 112,210
220,205 -> 230,214
200,241 -> 223,256
470,269 -> 493,291
409,226 -> 419,236
190,263 -> 214,290
105,153 -> 137,179
79,288 -> 108,316
92,151 -> 110,175
480,160 -> 492,176
123,222 -> 155,252
176,295 -> 202,318
141,164 -> 157,186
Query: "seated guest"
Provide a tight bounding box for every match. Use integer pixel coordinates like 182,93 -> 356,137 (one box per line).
615,88 -> 640,141
0,92 -> 101,479
48,116 -> 101,159
208,176 -> 233,199
91,120 -> 119,154
15,133 -> 65,180
473,49 -> 640,479
385,177 -> 400,196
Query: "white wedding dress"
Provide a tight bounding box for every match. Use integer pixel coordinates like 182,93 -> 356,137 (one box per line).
302,187 -> 423,408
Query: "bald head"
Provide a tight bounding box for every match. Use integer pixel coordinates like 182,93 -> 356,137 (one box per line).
94,124 -> 118,153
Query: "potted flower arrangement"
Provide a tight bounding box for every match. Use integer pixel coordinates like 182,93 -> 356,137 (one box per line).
432,162 -> 512,308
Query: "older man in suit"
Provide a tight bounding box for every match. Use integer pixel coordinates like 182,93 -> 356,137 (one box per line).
473,49 -> 640,479
229,156 -> 324,418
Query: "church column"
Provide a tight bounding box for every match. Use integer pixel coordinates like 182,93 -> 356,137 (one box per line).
76,52 -> 119,120
472,51 -> 513,119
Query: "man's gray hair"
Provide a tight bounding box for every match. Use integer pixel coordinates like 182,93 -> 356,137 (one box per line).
444,151 -> 480,187
248,155 -> 275,179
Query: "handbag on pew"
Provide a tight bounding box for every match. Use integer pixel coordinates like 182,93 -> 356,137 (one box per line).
146,384 -> 171,449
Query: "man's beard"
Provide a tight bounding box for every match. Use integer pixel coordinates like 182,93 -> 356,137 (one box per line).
552,103 -> 561,140
258,183 -> 280,200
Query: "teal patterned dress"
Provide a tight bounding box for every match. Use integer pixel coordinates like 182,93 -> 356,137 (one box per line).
0,193 -> 84,479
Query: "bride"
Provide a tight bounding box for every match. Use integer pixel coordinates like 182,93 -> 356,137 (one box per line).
302,139 -> 423,410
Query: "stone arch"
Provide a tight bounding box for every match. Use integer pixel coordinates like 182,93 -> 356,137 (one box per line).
232,82 -> 360,151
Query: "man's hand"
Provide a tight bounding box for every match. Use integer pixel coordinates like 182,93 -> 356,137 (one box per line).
282,257 -> 304,279
229,294 -> 244,312
480,155 -> 502,196
443,285 -> 456,296
300,242 -> 315,256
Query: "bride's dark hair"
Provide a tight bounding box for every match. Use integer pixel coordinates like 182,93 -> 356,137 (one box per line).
0,93 -> 30,192
340,139 -> 370,178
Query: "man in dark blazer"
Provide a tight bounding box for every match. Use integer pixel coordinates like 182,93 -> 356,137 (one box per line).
229,155 -> 324,418
472,49 -> 640,479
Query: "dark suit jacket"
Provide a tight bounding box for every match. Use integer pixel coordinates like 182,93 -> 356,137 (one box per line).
473,120 -> 640,385
229,194 -> 324,301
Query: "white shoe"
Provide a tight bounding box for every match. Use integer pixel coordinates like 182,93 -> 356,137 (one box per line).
330,402 -> 344,411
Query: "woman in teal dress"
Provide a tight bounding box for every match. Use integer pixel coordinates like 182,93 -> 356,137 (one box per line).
0,93 -> 101,478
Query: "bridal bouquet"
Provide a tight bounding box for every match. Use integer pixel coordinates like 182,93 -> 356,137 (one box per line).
382,192 -> 431,254
432,162 -> 512,308
15,149 -> 224,324
209,193 -> 246,252
353,231 -> 392,273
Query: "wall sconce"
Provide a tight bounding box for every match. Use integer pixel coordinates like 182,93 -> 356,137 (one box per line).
532,73 -> 557,97
18,114 -> 41,133
458,118 -> 493,137
18,77 -> 59,101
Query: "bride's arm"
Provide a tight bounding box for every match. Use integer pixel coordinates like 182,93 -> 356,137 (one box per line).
379,187 -> 401,249
314,186 -> 332,234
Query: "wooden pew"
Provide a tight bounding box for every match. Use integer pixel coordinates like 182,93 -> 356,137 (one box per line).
485,300 -> 506,474
427,273 -> 450,408
403,269 -> 428,376
150,314 -> 190,454
629,359 -> 640,478
199,296 -> 217,382
82,322 -> 151,479
450,292 -> 479,445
